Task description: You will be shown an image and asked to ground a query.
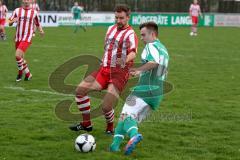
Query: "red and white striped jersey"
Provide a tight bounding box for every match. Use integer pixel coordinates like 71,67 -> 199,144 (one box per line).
0,5 -> 8,19
189,4 -> 201,17
30,3 -> 40,12
9,7 -> 41,42
103,24 -> 138,68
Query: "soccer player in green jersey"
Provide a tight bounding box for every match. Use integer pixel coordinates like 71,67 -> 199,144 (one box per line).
109,21 -> 170,155
71,2 -> 86,33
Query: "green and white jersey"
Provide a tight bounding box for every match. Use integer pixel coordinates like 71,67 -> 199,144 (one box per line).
132,39 -> 169,109
71,6 -> 83,19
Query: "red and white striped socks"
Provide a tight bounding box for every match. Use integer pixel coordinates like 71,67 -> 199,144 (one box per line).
16,57 -> 24,75
16,57 -> 31,77
104,109 -> 115,132
23,60 -> 31,78
75,95 -> 91,127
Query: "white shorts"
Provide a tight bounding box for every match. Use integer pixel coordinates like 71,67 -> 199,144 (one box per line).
75,19 -> 80,25
120,95 -> 152,123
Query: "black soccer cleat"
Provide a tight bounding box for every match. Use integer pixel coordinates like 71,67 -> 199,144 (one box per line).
69,123 -> 93,132
105,129 -> 114,135
16,74 -> 22,82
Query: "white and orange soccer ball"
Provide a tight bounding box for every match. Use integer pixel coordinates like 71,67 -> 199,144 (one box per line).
75,134 -> 96,153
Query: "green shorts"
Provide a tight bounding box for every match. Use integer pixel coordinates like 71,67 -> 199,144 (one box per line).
131,85 -> 163,110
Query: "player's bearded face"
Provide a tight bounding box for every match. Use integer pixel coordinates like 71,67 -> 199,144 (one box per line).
115,12 -> 129,29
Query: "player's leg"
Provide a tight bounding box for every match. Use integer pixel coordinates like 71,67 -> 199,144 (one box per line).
123,96 -> 151,155
33,24 -> 36,37
109,119 -> 125,152
15,48 -> 25,82
110,95 -> 149,154
192,16 -> 198,36
23,59 -> 32,81
102,83 -> 120,134
109,95 -> 136,152
0,24 -> 5,40
190,16 -> 198,36
79,18 -> 86,32
74,19 -> 80,33
69,74 -> 102,131
194,17 -> 199,36
15,42 -> 32,82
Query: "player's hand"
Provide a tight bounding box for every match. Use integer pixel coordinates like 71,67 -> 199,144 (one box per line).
8,18 -> 17,26
39,29 -> 44,37
116,58 -> 124,66
130,68 -> 141,77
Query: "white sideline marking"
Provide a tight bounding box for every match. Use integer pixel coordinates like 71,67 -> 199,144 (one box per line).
4,86 -> 74,97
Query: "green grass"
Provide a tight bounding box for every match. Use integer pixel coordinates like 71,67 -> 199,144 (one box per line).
0,26 -> 240,160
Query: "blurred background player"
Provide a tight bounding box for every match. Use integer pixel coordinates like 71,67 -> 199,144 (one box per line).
109,22 -> 169,155
71,1 -> 86,33
189,0 -> 202,36
69,4 -> 138,134
30,0 -> 40,36
9,0 -> 44,82
0,0 -> 8,40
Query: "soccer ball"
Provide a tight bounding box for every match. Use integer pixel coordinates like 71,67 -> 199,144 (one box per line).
75,134 -> 96,153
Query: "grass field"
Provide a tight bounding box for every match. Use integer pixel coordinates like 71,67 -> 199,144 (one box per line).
0,26 -> 240,160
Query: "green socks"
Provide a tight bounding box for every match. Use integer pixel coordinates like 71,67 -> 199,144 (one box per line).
110,116 -> 139,151
110,120 -> 125,151
123,117 -> 138,139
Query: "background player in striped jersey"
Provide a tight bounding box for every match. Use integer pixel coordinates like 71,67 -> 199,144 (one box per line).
69,4 -> 138,134
30,0 -> 40,36
30,0 -> 40,12
9,0 -> 44,82
0,0 -> 8,40
109,22 -> 169,155
189,0 -> 202,36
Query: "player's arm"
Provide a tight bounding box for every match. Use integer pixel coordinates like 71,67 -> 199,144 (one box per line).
117,33 -> 138,65
34,14 -> 44,36
199,7 -> 203,18
8,9 -> 17,26
189,5 -> 192,16
5,5 -> 8,17
126,51 -> 136,63
37,4 -> 40,12
116,51 -> 136,65
126,33 -> 138,63
8,18 -> 17,26
130,61 -> 158,77
37,25 -> 44,36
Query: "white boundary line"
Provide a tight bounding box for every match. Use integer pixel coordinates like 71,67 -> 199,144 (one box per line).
4,86 -> 74,97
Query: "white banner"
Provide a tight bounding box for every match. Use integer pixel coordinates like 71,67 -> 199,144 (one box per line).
5,12 -> 240,27
215,14 -> 240,27
5,12 -> 115,27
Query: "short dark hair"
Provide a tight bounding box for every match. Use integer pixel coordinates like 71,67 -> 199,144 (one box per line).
114,4 -> 131,16
139,21 -> 158,36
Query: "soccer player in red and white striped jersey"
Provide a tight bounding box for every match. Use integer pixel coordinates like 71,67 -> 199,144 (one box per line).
189,0 -> 202,36
70,4 -> 138,134
0,0 -> 8,40
9,0 -> 44,82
